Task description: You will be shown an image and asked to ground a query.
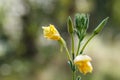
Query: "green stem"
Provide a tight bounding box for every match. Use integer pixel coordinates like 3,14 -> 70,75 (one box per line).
76,40 -> 81,56
64,45 -> 72,61
72,71 -> 75,80
71,34 -> 75,60
59,37 -> 72,61
80,33 -> 96,54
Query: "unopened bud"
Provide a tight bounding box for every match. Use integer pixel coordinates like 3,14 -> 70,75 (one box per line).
94,17 -> 109,34
67,16 -> 74,34
75,13 -> 89,31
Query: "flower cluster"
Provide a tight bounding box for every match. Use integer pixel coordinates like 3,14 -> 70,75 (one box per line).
42,13 -> 108,80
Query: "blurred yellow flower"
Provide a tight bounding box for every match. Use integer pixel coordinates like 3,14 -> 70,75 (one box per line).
74,55 -> 93,74
42,24 -> 61,40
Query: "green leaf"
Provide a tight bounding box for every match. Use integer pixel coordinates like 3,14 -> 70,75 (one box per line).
76,76 -> 81,80
68,60 -> 73,70
67,60 -> 76,72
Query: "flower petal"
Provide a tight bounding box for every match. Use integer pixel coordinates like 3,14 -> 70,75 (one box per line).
74,55 -> 93,74
42,24 -> 61,40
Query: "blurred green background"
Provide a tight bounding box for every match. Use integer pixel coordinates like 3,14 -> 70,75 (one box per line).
0,0 -> 120,80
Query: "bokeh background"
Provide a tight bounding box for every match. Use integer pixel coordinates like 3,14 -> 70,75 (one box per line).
0,0 -> 120,80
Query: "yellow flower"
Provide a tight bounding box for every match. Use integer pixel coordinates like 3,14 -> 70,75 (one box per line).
74,55 -> 93,74
42,24 -> 61,40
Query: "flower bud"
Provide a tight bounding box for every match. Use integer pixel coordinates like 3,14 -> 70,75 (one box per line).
94,17 -> 109,34
67,16 -> 74,34
75,13 -> 89,31
75,13 -> 89,40
75,13 -> 81,31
